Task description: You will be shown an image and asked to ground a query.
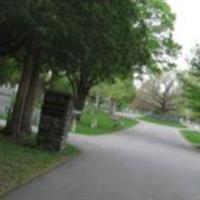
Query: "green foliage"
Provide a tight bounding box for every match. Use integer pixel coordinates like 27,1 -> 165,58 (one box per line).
181,45 -> 200,119
50,75 -> 72,94
0,0 -> 179,87
0,0 -> 179,93
53,0 -> 179,95
1,0 -> 179,138
0,0 -> 28,55
181,74 -> 200,117
134,0 -> 180,72
91,78 -> 135,106
0,57 -> 20,85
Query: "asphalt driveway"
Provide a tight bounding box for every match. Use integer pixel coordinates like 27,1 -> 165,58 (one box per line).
2,121 -> 200,200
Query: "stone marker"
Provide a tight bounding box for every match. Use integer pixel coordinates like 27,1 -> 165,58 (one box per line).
37,90 -> 74,152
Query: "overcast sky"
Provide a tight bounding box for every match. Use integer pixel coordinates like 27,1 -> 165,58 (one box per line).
167,0 -> 200,69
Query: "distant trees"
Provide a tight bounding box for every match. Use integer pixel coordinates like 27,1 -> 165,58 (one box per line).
91,78 -> 135,115
133,73 -> 180,115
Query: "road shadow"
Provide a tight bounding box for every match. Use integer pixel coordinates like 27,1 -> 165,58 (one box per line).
124,129 -> 200,155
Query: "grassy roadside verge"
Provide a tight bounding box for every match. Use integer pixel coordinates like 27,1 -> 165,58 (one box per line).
181,130 -> 200,147
141,116 -> 185,128
0,136 -> 80,197
75,109 -> 138,136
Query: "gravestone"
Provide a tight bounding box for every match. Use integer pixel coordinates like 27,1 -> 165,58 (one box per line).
37,90 -> 74,152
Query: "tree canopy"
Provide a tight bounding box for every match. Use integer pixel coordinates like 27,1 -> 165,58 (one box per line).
91,78 -> 135,107
0,0 -> 180,137
52,0 -> 179,94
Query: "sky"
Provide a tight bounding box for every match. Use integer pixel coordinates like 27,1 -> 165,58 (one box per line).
167,0 -> 200,70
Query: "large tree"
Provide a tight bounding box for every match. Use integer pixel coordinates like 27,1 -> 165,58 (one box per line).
91,78 -> 135,114
54,0 -> 179,117
4,0 -> 68,137
3,0 -> 179,137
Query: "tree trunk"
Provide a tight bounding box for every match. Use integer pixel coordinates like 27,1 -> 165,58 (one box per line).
20,64 -> 40,134
4,43 -> 39,138
4,55 -> 34,138
74,94 -> 87,121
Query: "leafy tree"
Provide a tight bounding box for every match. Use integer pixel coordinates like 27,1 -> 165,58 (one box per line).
3,0 -> 179,137
4,0 -> 69,137
91,78 -> 135,113
133,73 -> 180,115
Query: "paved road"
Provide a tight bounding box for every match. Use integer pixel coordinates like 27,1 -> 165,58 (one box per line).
2,121 -> 200,200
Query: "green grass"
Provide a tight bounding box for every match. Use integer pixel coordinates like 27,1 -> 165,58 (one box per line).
0,136 -> 80,197
141,116 -> 185,128
75,109 -> 138,135
181,130 -> 200,147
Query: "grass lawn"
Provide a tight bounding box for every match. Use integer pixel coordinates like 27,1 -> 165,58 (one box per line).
75,109 -> 138,135
181,130 -> 200,147
0,136 -> 80,197
141,116 -> 185,128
